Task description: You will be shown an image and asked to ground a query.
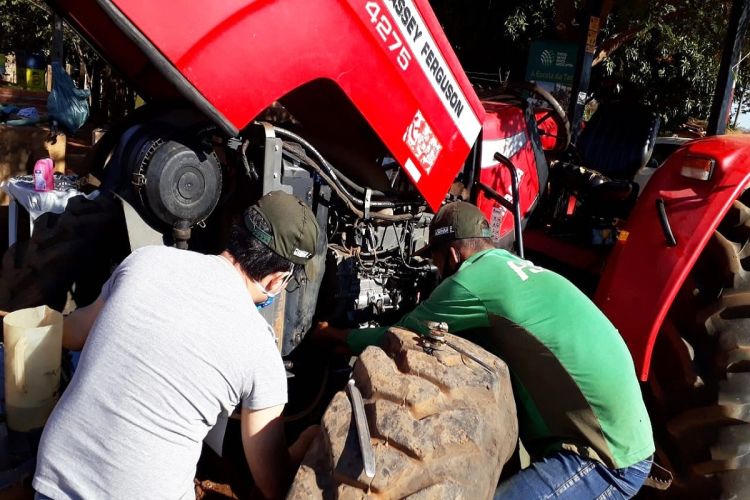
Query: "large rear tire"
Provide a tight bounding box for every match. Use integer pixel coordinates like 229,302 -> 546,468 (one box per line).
650,199 -> 750,498
287,327 -> 518,499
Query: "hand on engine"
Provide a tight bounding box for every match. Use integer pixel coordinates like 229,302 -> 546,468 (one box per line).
310,321 -> 351,349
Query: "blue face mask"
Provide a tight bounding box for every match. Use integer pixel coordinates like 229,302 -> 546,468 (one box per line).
256,296 -> 275,310
253,269 -> 293,310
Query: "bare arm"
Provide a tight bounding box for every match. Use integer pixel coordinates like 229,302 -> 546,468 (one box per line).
241,406 -> 318,499
63,296 -> 105,351
311,321 -> 353,353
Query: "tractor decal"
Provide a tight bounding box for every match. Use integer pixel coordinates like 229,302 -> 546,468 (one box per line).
367,0 -> 481,145
403,110 -> 442,172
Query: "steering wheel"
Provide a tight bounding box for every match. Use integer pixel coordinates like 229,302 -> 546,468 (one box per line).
497,82 -> 571,154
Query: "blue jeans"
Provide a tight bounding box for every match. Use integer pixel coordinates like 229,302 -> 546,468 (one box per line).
495,451 -> 653,499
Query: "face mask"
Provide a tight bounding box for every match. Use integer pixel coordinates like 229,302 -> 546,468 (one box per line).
256,296 -> 275,310
253,271 -> 292,309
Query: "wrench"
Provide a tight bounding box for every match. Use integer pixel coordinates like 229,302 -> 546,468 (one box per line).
424,322 -> 495,375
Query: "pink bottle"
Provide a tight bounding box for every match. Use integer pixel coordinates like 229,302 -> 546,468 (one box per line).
33,158 -> 55,192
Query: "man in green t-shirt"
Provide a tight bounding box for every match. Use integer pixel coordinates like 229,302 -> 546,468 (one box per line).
315,201 -> 654,498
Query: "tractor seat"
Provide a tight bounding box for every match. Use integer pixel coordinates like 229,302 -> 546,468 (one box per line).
551,102 -> 660,218
577,102 -> 661,180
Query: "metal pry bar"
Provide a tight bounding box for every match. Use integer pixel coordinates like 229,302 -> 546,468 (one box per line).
346,379 -> 376,478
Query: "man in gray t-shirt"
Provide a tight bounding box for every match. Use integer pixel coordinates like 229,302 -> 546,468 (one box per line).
33,191 -> 321,499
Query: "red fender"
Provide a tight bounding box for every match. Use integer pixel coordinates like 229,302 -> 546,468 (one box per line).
594,136 -> 750,380
50,0 -> 485,210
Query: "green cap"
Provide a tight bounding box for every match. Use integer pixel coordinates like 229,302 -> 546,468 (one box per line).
422,201 -> 492,253
245,191 -> 320,265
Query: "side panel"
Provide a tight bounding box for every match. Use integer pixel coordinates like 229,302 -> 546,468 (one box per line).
97,0 -> 484,210
478,102 -> 540,241
594,136 -> 750,380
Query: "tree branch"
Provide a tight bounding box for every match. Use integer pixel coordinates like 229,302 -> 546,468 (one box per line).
593,6 -> 683,67
593,24 -> 646,66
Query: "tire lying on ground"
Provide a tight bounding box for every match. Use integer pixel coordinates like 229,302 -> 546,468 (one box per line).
288,326 -> 518,499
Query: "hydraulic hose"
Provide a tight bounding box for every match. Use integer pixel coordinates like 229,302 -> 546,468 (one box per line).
272,126 -> 423,208
281,144 -> 418,221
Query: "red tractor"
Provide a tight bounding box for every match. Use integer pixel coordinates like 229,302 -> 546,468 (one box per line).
3,0 -> 750,497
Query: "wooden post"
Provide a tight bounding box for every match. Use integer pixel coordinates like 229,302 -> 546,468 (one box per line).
567,0 -> 607,143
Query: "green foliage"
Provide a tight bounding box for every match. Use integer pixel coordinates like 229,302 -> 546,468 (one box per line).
594,0 -> 731,129
0,0 -> 52,54
431,0 -> 745,131
504,0 -> 557,42
429,0 -> 560,79
0,0 -> 99,80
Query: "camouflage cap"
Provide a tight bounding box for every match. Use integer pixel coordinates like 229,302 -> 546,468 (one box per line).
422,201 -> 492,253
245,191 -> 320,265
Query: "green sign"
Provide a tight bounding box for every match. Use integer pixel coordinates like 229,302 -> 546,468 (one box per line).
526,41 -> 578,85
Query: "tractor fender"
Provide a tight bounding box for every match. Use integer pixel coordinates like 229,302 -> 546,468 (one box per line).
594,135 -> 750,381
49,0 -> 484,210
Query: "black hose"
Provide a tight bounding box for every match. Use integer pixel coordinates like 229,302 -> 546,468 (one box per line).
273,125 -> 423,207
272,126 -> 387,196
281,144 -> 417,222
283,146 -> 415,209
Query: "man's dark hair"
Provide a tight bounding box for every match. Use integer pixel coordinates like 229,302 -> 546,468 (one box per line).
433,237 -> 494,257
226,208 -> 295,281
450,237 -> 494,254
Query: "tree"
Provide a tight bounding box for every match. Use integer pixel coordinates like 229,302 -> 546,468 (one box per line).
0,0 -> 51,56
430,0 -> 745,131
0,0 -> 136,122
593,0 -> 732,129
1,0 -> 98,84
730,51 -> 750,129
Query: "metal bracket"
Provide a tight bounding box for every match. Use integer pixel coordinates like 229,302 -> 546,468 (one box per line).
226,137 -> 242,150
259,122 -> 292,195
131,173 -> 146,188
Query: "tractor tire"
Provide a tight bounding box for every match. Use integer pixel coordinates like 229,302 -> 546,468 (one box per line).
287,327 -> 518,500
0,194 -> 129,316
650,199 -> 750,498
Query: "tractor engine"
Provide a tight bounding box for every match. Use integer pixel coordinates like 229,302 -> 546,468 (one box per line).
102,111 -> 438,354
321,215 -> 436,329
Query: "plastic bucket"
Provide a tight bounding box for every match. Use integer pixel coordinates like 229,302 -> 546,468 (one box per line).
3,306 -> 63,432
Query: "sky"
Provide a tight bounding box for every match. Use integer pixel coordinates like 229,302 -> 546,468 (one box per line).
738,111 -> 750,130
